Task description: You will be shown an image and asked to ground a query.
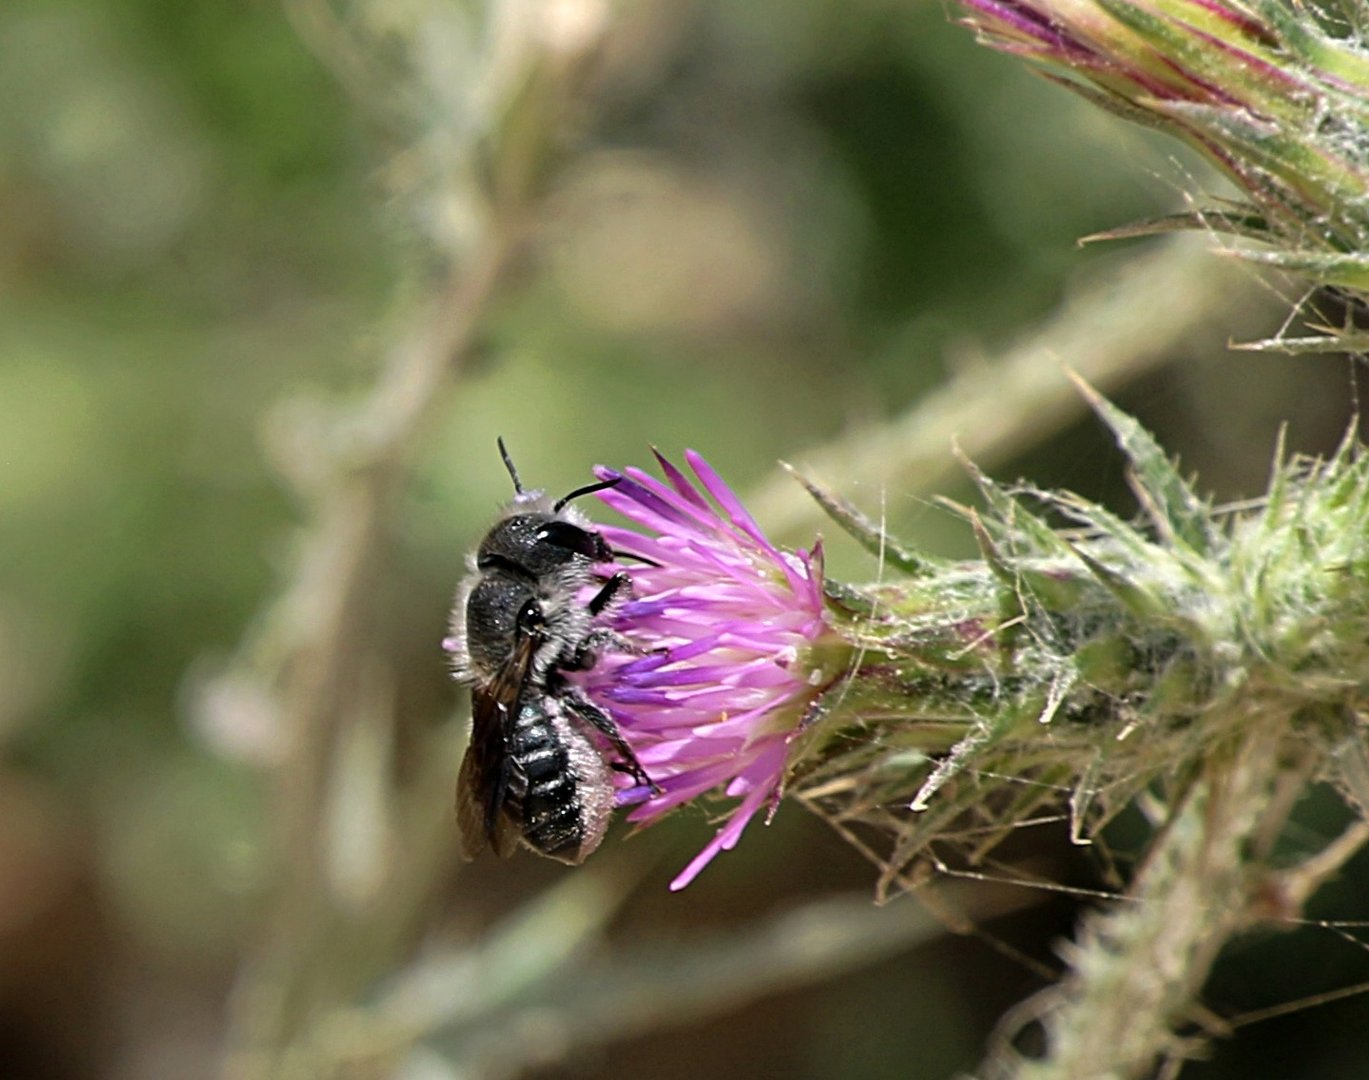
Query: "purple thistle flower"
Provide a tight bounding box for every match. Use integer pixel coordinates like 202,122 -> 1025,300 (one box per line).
575,450 -> 841,890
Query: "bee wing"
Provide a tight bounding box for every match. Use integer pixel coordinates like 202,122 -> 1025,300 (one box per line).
456,690 -> 521,859
455,631 -> 537,860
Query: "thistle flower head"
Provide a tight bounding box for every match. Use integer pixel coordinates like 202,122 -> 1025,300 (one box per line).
956,0 -> 1369,324
576,450 -> 843,889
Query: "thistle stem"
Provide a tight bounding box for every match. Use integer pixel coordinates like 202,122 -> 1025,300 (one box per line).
985,717 -> 1307,1080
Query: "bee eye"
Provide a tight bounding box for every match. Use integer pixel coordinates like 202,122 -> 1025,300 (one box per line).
516,599 -> 544,633
536,521 -> 609,560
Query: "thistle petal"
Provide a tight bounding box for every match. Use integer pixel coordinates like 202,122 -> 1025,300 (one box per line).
576,451 -> 842,887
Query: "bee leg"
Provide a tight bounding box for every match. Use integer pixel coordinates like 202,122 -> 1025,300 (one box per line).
573,627 -> 659,670
564,572 -> 644,671
586,571 -> 632,616
559,683 -> 662,796
570,572 -> 668,670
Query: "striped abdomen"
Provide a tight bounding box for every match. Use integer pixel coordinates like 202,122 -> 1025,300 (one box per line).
505,696 -> 615,864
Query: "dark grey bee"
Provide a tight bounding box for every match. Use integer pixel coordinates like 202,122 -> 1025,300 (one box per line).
448,439 -> 657,865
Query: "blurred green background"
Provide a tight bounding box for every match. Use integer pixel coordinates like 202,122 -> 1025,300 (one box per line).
2,0 -> 1366,1078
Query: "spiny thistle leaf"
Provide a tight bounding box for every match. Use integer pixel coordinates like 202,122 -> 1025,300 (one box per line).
1081,207 -> 1273,244
1070,371 -> 1217,554
783,462 -> 939,577
1232,333 -> 1369,354
1232,249 -> 1369,290
955,450 -> 1075,560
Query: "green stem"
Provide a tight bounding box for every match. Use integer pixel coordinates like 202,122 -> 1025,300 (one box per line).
987,717 -> 1308,1080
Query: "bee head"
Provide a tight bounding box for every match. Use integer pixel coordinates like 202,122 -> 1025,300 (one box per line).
483,438 -> 620,576
477,514 -> 612,577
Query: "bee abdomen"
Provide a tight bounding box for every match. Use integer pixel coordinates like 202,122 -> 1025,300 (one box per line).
505,706 -> 587,861
506,702 -> 614,864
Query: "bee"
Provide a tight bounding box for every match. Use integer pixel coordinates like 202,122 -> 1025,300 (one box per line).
448,439 -> 657,865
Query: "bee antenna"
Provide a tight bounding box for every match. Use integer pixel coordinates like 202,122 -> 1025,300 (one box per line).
554,476 -> 621,512
497,436 -> 524,494
612,548 -> 660,567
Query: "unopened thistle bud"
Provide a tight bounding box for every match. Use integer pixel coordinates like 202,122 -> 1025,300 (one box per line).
955,0 -> 1369,337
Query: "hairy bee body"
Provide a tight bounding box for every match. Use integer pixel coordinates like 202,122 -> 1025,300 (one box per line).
449,440 -> 655,866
